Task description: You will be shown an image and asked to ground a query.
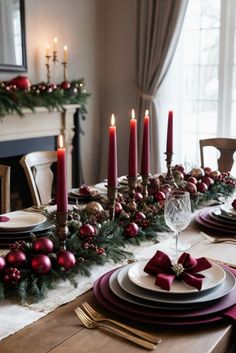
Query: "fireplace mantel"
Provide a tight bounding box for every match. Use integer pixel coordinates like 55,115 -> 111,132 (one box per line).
0,105 -> 79,189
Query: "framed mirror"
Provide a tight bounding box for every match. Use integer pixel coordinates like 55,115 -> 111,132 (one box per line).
0,0 -> 27,72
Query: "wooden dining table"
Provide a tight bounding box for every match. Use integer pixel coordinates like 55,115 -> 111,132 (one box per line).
0,217 -> 235,353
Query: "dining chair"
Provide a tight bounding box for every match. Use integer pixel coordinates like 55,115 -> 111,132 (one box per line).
20,151 -> 57,207
0,164 -> 11,213
199,138 -> 236,172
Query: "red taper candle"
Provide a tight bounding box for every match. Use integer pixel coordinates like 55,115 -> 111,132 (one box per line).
141,110 -> 150,176
56,135 -> 68,212
128,109 -> 137,177
166,110 -> 173,154
108,114 -> 118,187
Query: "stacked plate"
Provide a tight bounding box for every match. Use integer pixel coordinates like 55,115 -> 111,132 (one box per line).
93,260 -> 236,326
0,211 -> 51,247
195,205 -> 236,235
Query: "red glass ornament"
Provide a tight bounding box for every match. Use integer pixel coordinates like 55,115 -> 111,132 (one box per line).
10,76 -> 31,90
57,250 -> 76,270
0,256 -> 6,272
115,202 -> 123,215
134,192 -> 143,202
79,224 -> 96,238
125,222 -> 139,237
154,191 -> 166,202
5,250 -> 26,268
60,81 -> 71,90
185,182 -> 197,195
197,182 -> 208,193
31,254 -> 52,275
33,237 -> 54,254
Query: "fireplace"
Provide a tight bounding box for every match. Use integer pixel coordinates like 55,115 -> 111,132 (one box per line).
0,105 -> 82,210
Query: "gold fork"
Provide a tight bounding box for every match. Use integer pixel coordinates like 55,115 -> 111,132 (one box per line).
201,232 -> 236,244
82,302 -> 161,344
74,308 -> 156,350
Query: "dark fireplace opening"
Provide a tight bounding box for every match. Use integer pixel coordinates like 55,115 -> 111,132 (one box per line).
0,136 -> 57,211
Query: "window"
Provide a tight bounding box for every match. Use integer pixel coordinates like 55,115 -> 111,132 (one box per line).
158,0 -> 236,173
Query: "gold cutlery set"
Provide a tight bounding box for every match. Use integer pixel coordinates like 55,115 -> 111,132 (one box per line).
75,302 -> 161,350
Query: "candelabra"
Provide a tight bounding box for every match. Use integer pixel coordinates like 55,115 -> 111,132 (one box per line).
107,185 -> 118,221
127,176 -> 137,212
45,55 -> 51,84
141,174 -> 149,203
62,62 -> 68,81
56,212 -> 69,249
165,152 -> 174,183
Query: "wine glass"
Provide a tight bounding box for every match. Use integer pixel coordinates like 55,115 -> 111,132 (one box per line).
164,190 -> 192,258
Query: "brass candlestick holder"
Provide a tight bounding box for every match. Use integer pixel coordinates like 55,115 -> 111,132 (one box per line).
165,152 -> 174,183
52,50 -> 58,64
141,174 -> 149,203
127,175 -> 137,212
56,211 -> 69,249
62,62 -> 68,81
107,185 -> 118,221
45,55 -> 51,84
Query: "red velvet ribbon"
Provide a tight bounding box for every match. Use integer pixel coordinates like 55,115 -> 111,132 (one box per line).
144,251 -> 212,291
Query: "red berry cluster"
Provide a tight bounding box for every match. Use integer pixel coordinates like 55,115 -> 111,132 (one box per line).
79,224 -> 105,255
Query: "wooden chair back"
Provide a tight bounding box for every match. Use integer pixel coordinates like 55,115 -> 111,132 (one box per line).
199,138 -> 236,172
0,164 -> 11,213
20,151 -> 57,207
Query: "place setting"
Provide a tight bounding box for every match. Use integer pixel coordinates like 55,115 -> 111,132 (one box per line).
92,250 -> 236,327
0,211 -> 52,247
195,198 -> 236,238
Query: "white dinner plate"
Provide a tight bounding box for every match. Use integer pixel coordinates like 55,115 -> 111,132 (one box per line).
220,204 -> 236,218
109,270 -> 203,310
116,263 -> 235,304
128,260 -> 226,294
0,211 -> 47,231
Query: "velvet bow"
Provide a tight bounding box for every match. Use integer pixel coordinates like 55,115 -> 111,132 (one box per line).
144,251 -> 212,291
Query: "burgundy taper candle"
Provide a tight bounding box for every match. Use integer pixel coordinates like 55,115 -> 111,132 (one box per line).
128,109 -> 137,177
141,110 -> 150,176
108,114 -> 118,187
166,110 -> 173,154
56,135 -> 68,212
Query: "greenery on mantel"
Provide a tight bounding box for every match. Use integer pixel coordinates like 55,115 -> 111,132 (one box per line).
0,76 -> 90,119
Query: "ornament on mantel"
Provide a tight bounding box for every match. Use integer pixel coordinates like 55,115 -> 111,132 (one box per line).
9,76 -> 31,90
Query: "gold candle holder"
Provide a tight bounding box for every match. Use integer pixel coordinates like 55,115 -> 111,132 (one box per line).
165,152 -> 174,183
107,185 -> 118,221
45,55 -> 51,84
127,175 -> 137,212
52,50 -> 58,64
141,174 -> 149,203
56,211 -> 69,249
62,62 -> 68,81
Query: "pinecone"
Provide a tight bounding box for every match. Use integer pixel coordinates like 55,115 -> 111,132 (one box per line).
9,240 -> 26,252
3,267 -> 21,284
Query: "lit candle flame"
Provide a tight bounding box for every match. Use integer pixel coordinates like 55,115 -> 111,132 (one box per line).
131,109 -> 135,119
111,114 -> 115,126
53,37 -> 58,50
58,135 -> 64,148
145,109 -> 149,116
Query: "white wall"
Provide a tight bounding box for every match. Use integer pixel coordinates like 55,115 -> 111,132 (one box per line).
99,0 -> 139,180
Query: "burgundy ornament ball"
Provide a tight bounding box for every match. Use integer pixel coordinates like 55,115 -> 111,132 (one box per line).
57,250 -> 76,270
79,224 -> 96,238
0,256 -> 6,272
185,181 -> 197,194
115,202 -> 123,215
125,222 -> 139,237
204,167 -> 212,176
160,184 -> 172,194
5,250 -> 26,268
197,182 -> 208,193
187,176 -> 197,185
31,254 -> 52,275
201,176 -> 214,187
154,191 -> 166,202
60,81 -> 71,90
134,192 -> 143,202
33,237 -> 54,254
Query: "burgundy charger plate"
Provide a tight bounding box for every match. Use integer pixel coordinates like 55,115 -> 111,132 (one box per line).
195,212 -> 236,235
93,267 -> 236,326
199,209 -> 236,230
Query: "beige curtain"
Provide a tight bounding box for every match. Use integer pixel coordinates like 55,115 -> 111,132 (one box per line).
137,0 -> 188,173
